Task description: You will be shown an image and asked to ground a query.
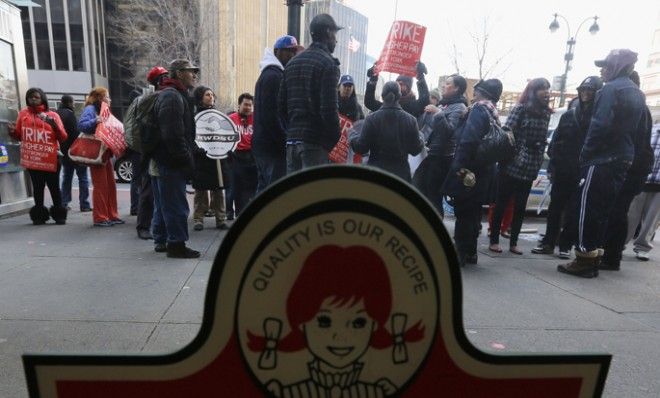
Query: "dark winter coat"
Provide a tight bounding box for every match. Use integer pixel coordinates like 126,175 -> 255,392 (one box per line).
278,41 -> 341,151
152,81 -> 196,174
338,92 -> 364,122
349,103 -> 423,182
364,78 -> 430,118
253,55 -> 286,156
441,101 -> 499,203
580,76 -> 647,167
547,100 -> 593,180
56,105 -> 79,161
627,106 -> 654,179
426,95 -> 468,158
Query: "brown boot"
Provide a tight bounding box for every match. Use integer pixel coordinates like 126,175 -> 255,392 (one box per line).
557,250 -> 599,278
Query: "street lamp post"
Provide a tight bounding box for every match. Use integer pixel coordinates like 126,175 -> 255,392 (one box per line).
548,13 -> 600,107
286,0 -> 305,42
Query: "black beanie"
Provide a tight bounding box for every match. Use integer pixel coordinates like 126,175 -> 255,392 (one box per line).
474,79 -> 503,103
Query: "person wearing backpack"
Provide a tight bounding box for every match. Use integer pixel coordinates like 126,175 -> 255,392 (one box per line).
532,76 -> 602,258
150,59 -> 201,259
489,78 -> 552,255
124,66 -> 168,240
441,79 -> 503,266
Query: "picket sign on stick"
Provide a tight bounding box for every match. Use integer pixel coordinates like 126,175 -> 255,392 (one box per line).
375,20 -> 427,76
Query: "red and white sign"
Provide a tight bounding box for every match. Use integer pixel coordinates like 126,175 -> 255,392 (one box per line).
375,20 -> 426,77
23,167 -> 610,398
95,102 -> 126,158
18,112 -> 63,173
329,114 -> 361,164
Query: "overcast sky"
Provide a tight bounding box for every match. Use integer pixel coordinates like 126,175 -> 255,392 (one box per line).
346,0 -> 659,92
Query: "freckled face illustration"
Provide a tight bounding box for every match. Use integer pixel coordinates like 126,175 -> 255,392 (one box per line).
303,297 -> 375,369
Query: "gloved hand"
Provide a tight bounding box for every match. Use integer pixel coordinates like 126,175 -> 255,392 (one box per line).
367,65 -> 379,82
416,61 -> 427,79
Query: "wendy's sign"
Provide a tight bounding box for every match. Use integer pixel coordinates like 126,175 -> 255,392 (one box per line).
375,20 -> 426,77
23,166 -> 610,397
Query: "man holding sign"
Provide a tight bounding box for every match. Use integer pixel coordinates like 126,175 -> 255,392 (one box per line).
365,21 -> 430,119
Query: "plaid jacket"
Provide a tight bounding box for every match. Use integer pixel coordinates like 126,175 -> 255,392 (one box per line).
503,104 -> 550,181
278,42 -> 341,151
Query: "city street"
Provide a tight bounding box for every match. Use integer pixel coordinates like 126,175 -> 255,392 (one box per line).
0,184 -> 659,397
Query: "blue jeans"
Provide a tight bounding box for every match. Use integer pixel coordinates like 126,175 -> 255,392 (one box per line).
60,158 -> 90,209
151,163 -> 190,244
254,151 -> 286,194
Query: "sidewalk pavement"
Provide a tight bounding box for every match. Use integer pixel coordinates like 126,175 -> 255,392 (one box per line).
0,185 -> 659,397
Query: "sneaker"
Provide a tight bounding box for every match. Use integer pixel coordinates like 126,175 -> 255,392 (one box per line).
80,207 -> 93,212
226,212 -> 235,221
110,219 -> 125,225
635,251 -> 650,261
154,243 -> 167,253
137,229 -> 153,240
557,250 -> 571,260
166,242 -> 201,258
531,244 -> 554,255
93,221 -> 113,227
216,222 -> 229,230
193,222 -> 204,231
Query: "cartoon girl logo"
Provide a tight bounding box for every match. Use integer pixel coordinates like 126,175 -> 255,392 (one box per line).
242,244 -> 430,398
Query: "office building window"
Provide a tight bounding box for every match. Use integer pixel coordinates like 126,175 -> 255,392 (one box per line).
32,0 -> 52,70
68,0 -> 85,71
19,7 -> 35,69
50,0 -> 69,71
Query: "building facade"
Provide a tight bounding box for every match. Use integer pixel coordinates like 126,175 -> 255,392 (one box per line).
0,0 -> 32,215
15,0 -> 108,105
199,0 -> 288,112
302,0 -> 368,97
641,12 -> 660,108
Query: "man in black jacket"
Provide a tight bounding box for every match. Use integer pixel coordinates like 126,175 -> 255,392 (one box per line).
532,76 -> 602,258
57,95 -> 91,212
600,71 -> 654,270
253,35 -> 300,192
558,49 -> 647,278
364,62 -> 430,118
278,13 -> 341,173
151,59 -> 200,259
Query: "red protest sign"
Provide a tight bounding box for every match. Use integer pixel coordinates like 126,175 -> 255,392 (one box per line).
23,168 -> 609,398
96,102 -> 127,158
329,114 -> 354,164
375,20 -> 426,76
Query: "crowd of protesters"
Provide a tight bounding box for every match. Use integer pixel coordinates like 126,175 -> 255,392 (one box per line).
5,14 -> 658,274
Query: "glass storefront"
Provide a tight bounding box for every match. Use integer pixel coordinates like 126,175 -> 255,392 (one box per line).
0,0 -> 31,215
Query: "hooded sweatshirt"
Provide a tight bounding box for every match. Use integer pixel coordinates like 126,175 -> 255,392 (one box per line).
253,48 -> 286,156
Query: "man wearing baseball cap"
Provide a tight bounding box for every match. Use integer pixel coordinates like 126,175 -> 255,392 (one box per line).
150,58 -> 201,258
253,35 -> 302,192
558,49 -> 647,278
278,13 -> 342,173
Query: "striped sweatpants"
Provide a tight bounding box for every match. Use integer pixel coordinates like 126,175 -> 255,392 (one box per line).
574,162 -> 629,253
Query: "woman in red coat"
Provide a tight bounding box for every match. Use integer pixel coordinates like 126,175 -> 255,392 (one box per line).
9,88 -> 68,225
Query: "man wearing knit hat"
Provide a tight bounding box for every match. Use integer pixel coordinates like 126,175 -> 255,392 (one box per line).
558,49 -> 647,278
365,61 -> 430,118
